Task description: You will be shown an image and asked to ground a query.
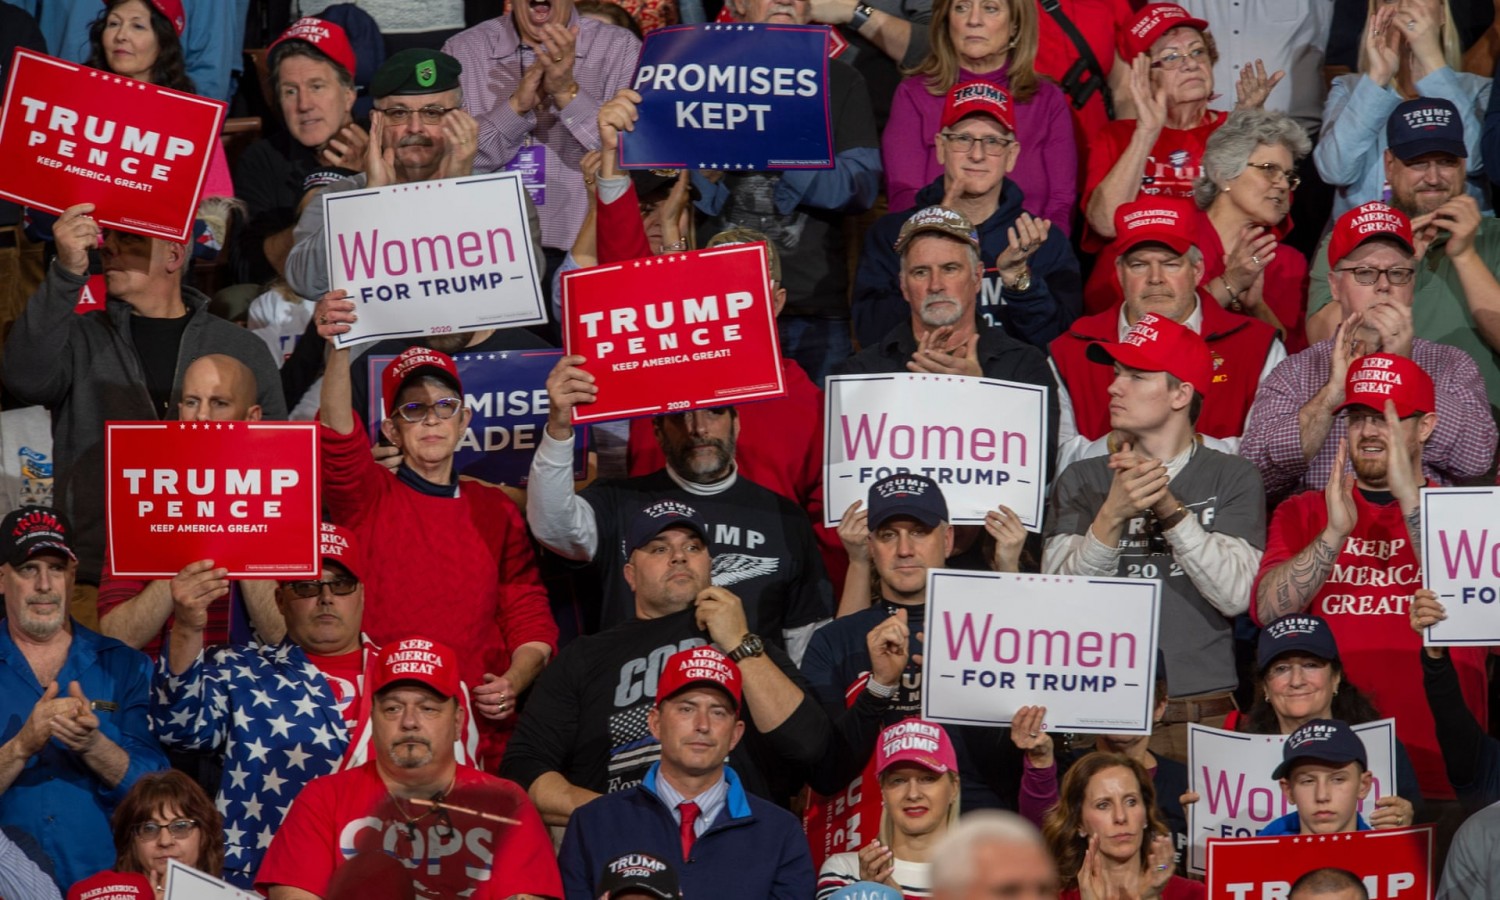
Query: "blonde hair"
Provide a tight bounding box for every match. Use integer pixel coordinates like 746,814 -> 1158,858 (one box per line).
908,0 -> 1040,102
1357,0 -> 1462,92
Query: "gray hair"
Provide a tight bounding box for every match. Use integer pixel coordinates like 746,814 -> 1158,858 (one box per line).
931,811 -> 1050,890
899,237 -> 984,274
1193,108 -> 1311,210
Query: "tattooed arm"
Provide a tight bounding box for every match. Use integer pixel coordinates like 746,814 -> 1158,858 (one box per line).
1255,438 -> 1357,623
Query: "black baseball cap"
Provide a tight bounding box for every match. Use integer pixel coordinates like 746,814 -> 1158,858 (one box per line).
0,505 -> 77,568
1257,614 -> 1341,673
624,500 -> 712,555
1272,718 -> 1367,780
597,852 -> 682,898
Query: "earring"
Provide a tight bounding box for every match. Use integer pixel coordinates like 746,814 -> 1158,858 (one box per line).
1007,34 -> 1018,49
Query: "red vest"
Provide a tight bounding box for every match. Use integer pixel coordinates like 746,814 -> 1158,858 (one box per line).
1049,299 -> 1278,441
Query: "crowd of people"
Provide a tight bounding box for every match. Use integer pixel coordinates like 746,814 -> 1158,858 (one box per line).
4,0 -> 1500,898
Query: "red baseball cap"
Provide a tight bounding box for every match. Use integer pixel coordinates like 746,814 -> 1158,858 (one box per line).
68,872 -> 154,900
319,522 -> 363,580
1086,312 -> 1214,395
1111,197 -> 1197,257
269,17 -> 358,80
940,81 -> 1016,134
1327,201 -> 1415,267
655,646 -> 743,710
1120,3 -> 1209,60
381,346 -> 463,416
876,719 -> 958,775
102,0 -> 184,36
1334,353 -> 1436,418
372,637 -> 462,699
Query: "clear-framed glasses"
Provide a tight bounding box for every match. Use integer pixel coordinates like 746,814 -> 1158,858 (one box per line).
1244,161 -> 1302,191
1342,410 -> 1420,430
1150,46 -> 1209,70
1332,266 -> 1416,286
133,819 -> 199,841
376,105 -> 459,124
282,576 -> 361,599
395,397 -> 463,422
939,132 -> 1016,156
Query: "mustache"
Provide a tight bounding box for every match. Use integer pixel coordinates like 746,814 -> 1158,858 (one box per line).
393,736 -> 432,749
397,135 -> 434,148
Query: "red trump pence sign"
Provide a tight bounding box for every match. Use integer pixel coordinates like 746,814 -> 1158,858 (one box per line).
1206,828 -> 1433,900
0,49 -> 226,242
560,243 -> 786,423
106,422 -> 321,578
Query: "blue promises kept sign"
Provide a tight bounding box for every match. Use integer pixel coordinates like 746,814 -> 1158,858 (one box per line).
366,349 -> 587,486
619,23 -> 833,171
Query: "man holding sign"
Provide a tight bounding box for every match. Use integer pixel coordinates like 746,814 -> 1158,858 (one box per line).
1254,353 -> 1486,805
1044,312 -> 1266,761
2,203 -> 286,627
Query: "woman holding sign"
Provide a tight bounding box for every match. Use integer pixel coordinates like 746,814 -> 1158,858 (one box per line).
1042,754 -> 1201,900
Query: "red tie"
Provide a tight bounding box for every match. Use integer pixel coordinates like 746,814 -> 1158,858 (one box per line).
678,801 -> 700,860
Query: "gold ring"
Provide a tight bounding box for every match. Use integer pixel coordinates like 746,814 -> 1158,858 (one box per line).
554,55 -> 563,62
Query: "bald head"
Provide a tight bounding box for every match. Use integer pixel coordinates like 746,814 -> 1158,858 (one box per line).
179,354 -> 262,422
1290,869 -> 1368,900
932,811 -> 1059,900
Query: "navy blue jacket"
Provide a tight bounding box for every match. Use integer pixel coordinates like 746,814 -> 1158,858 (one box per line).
851,177 -> 1082,349
558,764 -> 814,900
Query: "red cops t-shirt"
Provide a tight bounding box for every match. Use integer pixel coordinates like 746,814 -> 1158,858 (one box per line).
255,761 -> 561,898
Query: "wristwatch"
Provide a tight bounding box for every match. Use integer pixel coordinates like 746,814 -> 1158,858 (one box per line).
849,2 -> 876,29
727,633 -> 766,663
1005,266 -> 1032,292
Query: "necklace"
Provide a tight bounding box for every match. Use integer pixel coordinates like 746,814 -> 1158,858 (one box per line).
385,777 -> 456,838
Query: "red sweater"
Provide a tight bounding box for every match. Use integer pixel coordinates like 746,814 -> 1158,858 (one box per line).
1048,299 -> 1278,442
1253,487 -> 1489,800
321,421 -> 559,767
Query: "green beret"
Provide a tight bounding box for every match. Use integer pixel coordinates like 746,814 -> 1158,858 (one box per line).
371,48 -> 462,98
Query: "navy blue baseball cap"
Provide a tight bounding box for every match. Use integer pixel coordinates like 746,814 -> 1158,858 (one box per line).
625,500 -> 711,555
1257,614 -> 1341,674
1272,718 -> 1367,780
1387,97 -> 1467,162
867,473 -> 948,529
597,851 -> 682,898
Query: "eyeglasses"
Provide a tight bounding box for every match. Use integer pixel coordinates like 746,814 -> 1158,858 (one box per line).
395,397 -> 463,422
282,576 -> 360,599
939,132 -> 1015,156
1343,410 -> 1421,429
1264,659 -> 1329,682
1332,266 -> 1416,286
133,819 -> 199,841
376,105 -> 459,124
1150,46 -> 1209,70
1244,161 -> 1301,190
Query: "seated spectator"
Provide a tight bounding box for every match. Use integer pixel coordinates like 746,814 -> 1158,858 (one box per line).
1044,314 -> 1266,761
1242,202 -> 1495,504
530,356 -> 833,651
0,505 -> 169,890
1,203 -> 285,622
833,206 -> 1059,468
151,524 -> 434,887
442,0 -> 641,283
1411,589 -> 1500,811
1050,197 -> 1281,472
1306,99 -> 1500,408
930,811 -> 1060,899
558,646 -> 815,898
1189,109 -> 1312,351
1292,869 -> 1370,900
86,0 -> 233,198
1041,754 -> 1199,899
256,638 -> 562,899
1260,718 -> 1374,835
1314,0 -> 1489,223
802,474 -> 1053,813
1253,352 -> 1487,804
97,355 -> 285,657
109,770 -> 223,893
855,82 -> 1082,350
312,303 -> 559,767
594,851 -> 682,899
816,720 -> 963,898
696,0 -> 881,386
883,0 -> 1078,229
1231,613 -> 1421,822
501,501 -> 831,824
234,18 -> 366,281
